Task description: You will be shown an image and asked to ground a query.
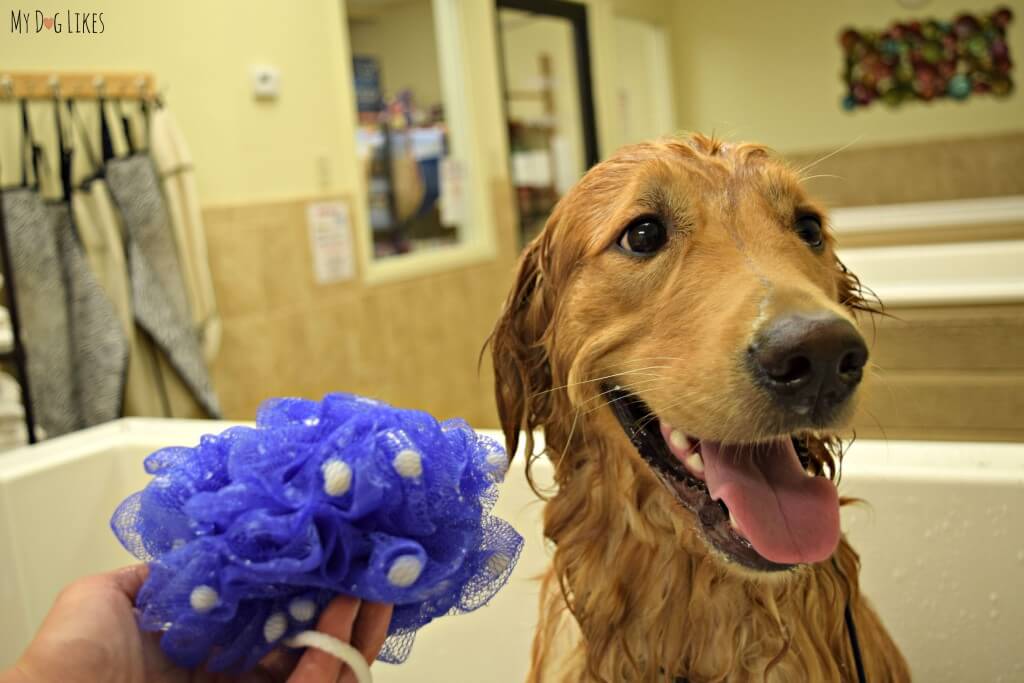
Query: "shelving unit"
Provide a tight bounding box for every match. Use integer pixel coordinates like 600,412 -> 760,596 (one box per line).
506,54 -> 559,243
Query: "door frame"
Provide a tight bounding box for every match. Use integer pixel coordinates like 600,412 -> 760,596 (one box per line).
495,0 -> 599,168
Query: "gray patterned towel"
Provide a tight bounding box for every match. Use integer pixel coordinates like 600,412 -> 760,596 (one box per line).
105,154 -> 220,417
1,187 -> 80,436
50,202 -> 129,426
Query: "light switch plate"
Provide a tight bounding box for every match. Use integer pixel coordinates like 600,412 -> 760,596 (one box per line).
250,65 -> 280,100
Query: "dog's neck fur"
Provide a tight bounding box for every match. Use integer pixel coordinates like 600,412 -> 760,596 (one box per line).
528,409 -> 906,683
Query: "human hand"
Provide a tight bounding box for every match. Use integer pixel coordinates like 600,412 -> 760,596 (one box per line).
1,565 -> 393,683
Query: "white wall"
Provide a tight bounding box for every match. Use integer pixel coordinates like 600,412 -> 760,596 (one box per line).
612,16 -> 677,145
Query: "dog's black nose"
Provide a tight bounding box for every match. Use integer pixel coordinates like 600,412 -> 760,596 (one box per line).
749,312 -> 868,416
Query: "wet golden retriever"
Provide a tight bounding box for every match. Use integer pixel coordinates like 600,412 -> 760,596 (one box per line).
488,135 -> 910,681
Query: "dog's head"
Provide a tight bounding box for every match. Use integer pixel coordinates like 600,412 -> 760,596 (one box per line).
490,135 -> 877,573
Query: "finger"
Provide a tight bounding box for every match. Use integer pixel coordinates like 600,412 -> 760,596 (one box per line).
107,564 -> 150,600
287,595 -> 360,683
337,602 -> 392,683
235,667 -> 278,683
56,564 -> 149,610
351,602 -> 393,665
256,646 -> 302,682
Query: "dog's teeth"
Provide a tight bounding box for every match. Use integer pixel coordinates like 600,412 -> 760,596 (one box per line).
685,451 -> 704,474
669,429 -> 691,452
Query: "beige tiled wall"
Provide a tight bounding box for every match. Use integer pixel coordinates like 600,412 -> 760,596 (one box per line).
853,304 -> 1024,442
785,132 -> 1024,208
204,186 -> 517,427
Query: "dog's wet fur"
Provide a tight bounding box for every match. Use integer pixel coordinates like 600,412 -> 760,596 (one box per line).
488,136 -> 909,681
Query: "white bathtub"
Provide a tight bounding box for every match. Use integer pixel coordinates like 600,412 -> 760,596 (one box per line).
1,419 -> 1022,681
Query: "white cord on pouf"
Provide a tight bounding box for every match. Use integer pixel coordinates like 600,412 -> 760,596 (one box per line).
285,631 -> 373,683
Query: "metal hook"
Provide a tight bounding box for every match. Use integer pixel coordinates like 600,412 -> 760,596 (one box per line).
135,76 -> 147,99
0,75 -> 13,99
48,74 -> 60,98
93,75 -> 106,99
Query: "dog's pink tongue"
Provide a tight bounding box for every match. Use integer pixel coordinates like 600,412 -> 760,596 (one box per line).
700,439 -> 840,565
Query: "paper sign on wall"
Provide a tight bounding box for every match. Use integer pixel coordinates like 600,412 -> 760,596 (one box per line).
440,156 -> 466,227
307,200 -> 356,284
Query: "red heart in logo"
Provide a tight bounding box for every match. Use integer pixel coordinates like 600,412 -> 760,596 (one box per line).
43,16 -> 54,29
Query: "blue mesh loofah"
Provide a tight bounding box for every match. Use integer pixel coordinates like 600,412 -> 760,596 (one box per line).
111,393 -> 524,672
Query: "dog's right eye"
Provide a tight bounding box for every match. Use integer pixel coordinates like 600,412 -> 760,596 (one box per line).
794,214 -> 824,249
618,218 -> 668,255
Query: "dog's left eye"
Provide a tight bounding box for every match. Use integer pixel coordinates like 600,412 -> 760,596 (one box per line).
794,214 -> 823,249
618,218 -> 668,255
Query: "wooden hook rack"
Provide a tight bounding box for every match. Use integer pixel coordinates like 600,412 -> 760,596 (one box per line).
0,71 -> 156,100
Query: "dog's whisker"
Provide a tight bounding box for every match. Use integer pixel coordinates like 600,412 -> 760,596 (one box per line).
865,364 -> 899,405
634,391 -> 700,428
604,356 -> 689,365
578,378 -> 669,413
585,358 -> 688,374
586,377 -> 666,399
588,358 -> 686,375
795,136 -> 862,176
866,361 -> 888,376
629,400 -> 675,430
532,367 -> 671,398
557,406 -> 585,471
860,407 -> 889,447
633,401 -> 675,433
570,374 -> 665,399
582,391 -> 649,418
583,387 -> 663,418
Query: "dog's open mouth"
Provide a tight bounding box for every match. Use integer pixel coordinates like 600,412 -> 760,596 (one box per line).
605,386 -> 840,572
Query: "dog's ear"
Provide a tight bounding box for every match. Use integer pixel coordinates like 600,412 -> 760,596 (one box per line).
487,229 -> 556,460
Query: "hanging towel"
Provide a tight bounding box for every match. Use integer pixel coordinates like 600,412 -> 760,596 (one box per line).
68,101 -> 132,335
71,177 -> 133,331
0,103 -> 80,435
50,202 -> 129,425
68,101 -> 159,419
32,100 -> 130,430
70,101 -> 213,420
103,110 -> 220,418
149,104 -> 221,362
2,188 -> 79,435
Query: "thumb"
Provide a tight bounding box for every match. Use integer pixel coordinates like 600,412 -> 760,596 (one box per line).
105,564 -> 150,601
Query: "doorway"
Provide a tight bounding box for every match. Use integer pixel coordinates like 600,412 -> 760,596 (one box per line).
496,0 -> 599,245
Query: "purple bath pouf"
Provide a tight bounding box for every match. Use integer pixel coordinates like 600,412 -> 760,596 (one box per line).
111,393 -> 524,672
